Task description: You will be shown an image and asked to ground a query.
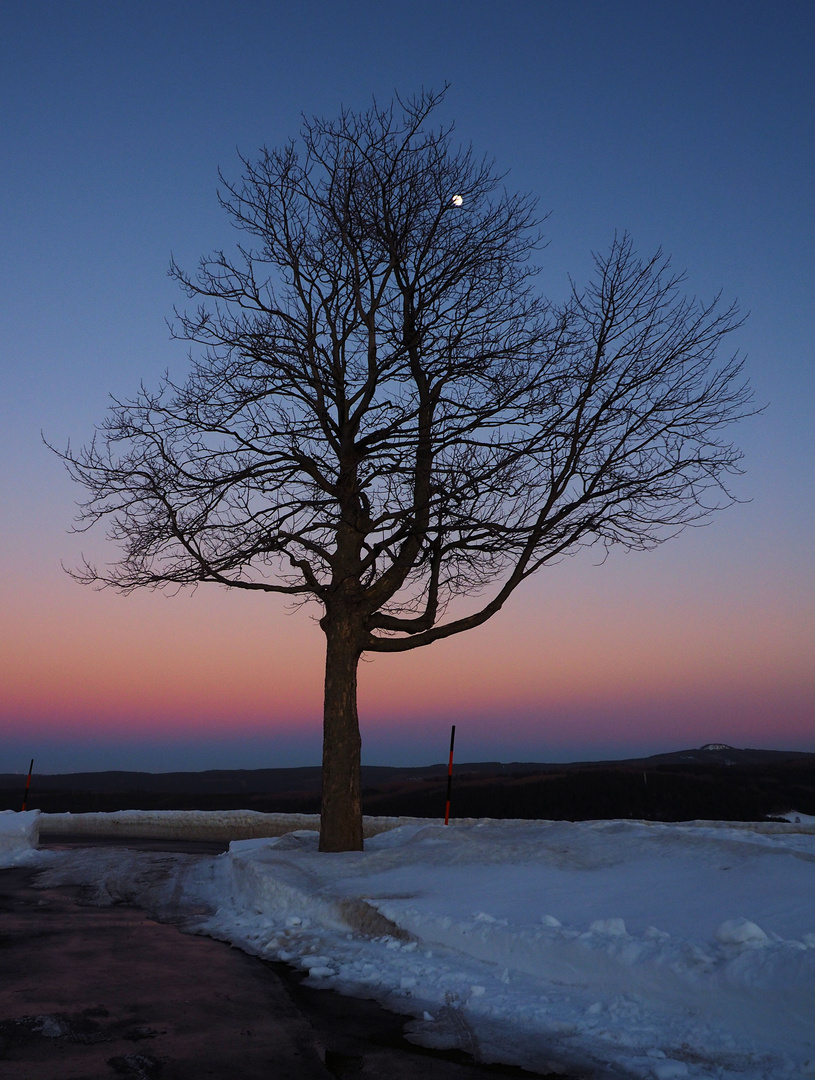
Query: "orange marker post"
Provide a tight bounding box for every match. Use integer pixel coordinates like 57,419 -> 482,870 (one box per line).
444,725 -> 456,825
21,759 -> 34,811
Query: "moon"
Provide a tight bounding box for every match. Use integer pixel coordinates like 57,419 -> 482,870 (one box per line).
451,194 -> 464,207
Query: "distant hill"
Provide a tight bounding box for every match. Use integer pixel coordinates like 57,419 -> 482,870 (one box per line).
3,744 -> 813,794
1,761 -> 511,796
623,744 -> 815,767
2,746 -> 814,821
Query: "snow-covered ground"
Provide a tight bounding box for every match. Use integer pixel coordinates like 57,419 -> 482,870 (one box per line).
4,809 -> 815,1079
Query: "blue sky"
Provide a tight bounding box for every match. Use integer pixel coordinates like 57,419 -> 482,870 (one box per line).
1,1 -> 813,772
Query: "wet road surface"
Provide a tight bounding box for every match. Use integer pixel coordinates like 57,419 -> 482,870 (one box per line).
1,843 -> 565,1080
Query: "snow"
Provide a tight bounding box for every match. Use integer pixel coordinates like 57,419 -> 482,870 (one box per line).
39,808 -> 424,841
8,810 -> 815,1078
778,810 -> 815,825
0,809 -> 42,866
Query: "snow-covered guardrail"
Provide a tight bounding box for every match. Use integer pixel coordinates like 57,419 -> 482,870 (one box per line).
38,809 -> 433,842
37,809 -> 815,843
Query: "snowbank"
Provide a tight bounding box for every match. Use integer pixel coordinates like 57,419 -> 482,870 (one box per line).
0,809 -> 42,866
778,810 -> 815,825
191,818 -> 815,1079
39,809 -> 430,842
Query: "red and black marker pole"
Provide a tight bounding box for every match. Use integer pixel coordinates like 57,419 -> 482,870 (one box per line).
444,725 -> 456,825
21,759 -> 34,811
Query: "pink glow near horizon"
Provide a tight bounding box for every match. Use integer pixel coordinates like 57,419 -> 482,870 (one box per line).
2,555 -> 812,764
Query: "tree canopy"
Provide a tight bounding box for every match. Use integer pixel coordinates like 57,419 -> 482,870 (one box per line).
56,90 -> 753,849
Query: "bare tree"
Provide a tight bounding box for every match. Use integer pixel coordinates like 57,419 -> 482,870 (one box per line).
55,90 -> 753,851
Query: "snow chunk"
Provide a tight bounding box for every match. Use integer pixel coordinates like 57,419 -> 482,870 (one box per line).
715,918 -> 769,945
588,917 -> 627,937
0,810 -> 41,866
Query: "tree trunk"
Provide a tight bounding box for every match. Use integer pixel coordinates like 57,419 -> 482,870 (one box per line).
319,619 -> 364,852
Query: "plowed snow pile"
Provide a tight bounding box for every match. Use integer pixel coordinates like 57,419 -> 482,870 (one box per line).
0,809 -> 41,865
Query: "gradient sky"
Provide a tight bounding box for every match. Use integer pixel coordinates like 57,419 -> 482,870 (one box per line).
1,1 -> 813,774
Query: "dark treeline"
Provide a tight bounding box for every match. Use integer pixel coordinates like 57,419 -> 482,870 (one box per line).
3,758 -> 814,822
361,763 -> 815,822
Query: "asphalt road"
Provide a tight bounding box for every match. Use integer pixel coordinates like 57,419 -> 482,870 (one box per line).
0,844 -> 562,1080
